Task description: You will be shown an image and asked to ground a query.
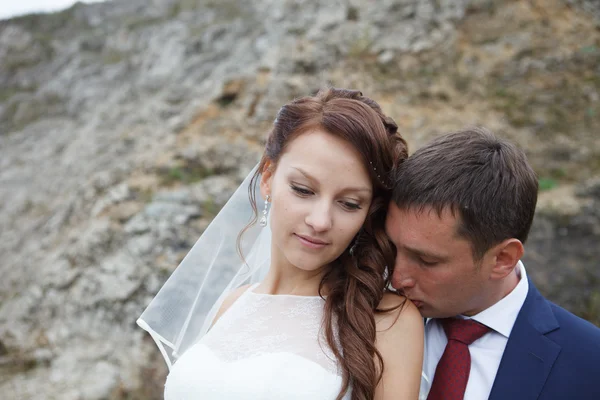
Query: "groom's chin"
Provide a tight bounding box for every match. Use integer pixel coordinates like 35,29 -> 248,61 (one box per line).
411,301 -> 431,318
414,304 -> 446,319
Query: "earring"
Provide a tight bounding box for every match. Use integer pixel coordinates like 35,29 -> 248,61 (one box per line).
259,195 -> 271,227
349,232 -> 360,256
349,243 -> 356,257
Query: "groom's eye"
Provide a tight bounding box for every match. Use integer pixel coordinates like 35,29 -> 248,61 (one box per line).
419,258 -> 438,267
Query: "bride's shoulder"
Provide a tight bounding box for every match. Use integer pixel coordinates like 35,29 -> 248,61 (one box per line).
375,292 -> 423,336
374,293 -> 424,399
211,284 -> 253,327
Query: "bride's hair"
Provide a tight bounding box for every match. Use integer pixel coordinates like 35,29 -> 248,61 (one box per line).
240,87 -> 408,400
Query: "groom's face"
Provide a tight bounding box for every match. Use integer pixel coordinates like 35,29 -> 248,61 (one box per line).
385,203 -> 495,318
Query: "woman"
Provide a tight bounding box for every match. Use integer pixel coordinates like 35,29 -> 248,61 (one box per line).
138,88 -> 424,399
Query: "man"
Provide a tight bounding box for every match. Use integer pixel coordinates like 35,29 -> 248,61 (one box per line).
386,127 -> 600,400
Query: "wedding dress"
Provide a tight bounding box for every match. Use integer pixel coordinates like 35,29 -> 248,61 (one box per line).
164,283 -> 351,400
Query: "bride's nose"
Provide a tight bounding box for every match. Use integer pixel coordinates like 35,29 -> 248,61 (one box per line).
305,202 -> 333,232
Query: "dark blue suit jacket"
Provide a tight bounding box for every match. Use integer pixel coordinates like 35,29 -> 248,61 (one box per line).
488,279 -> 600,399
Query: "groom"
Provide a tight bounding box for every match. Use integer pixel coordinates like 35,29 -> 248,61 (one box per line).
385,127 -> 600,400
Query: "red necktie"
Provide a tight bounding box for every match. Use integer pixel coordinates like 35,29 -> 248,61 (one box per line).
427,318 -> 491,400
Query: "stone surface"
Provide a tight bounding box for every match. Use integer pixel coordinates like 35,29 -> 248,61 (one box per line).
0,0 -> 598,398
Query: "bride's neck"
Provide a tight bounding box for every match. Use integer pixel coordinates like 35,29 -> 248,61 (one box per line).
260,261 -> 329,296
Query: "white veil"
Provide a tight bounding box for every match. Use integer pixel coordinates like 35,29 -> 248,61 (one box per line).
136,165 -> 272,369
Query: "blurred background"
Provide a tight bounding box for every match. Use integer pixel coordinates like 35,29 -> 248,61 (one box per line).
0,0 -> 599,398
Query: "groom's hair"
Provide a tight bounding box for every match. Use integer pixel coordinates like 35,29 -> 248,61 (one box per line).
391,127 -> 538,260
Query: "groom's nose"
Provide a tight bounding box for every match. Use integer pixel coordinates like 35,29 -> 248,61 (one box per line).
391,261 -> 416,290
392,272 -> 416,291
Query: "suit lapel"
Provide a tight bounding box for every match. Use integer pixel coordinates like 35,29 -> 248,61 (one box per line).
488,280 -> 561,400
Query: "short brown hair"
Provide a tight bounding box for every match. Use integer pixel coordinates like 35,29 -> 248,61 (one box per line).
391,127 -> 538,259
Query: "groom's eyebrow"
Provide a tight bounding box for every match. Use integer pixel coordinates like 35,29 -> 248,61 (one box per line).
404,245 -> 448,261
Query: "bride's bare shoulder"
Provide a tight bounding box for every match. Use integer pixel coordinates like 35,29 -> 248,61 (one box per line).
374,292 -> 424,399
375,292 -> 423,333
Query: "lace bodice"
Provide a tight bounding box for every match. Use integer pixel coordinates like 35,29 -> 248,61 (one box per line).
164,284 -> 351,399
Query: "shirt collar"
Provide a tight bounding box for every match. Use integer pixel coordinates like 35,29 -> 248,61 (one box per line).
425,260 -> 529,338
469,260 -> 529,337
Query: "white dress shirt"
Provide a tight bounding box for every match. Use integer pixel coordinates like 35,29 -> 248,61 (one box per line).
421,261 -> 529,400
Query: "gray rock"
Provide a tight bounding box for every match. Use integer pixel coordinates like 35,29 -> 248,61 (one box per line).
144,202 -> 201,221
0,0 -> 598,398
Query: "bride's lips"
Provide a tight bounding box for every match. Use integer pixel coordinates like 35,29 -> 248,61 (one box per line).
411,300 -> 423,308
295,234 -> 329,249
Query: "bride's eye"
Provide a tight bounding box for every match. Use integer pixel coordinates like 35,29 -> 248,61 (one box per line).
290,184 -> 313,196
340,201 -> 361,211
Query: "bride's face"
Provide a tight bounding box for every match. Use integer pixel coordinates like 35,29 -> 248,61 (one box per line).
260,128 -> 373,273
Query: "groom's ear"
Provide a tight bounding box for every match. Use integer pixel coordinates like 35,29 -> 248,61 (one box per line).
259,160 -> 275,199
488,238 -> 524,280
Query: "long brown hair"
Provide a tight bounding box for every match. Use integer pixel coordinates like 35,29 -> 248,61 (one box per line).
240,87 -> 408,399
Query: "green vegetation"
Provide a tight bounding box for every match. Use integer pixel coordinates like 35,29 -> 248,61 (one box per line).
102,49 -> 127,65
580,45 -> 598,54
584,291 -> 600,327
0,87 -> 26,102
133,188 -> 155,204
538,177 -> 558,191
158,164 -> 214,185
202,196 -> 219,217
7,3 -> 90,37
347,26 -> 373,59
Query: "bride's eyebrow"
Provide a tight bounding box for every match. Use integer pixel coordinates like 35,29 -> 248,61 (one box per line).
289,167 -> 317,183
339,186 -> 372,195
290,167 -> 371,194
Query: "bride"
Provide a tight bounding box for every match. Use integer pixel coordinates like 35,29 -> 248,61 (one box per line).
137,87 -> 424,399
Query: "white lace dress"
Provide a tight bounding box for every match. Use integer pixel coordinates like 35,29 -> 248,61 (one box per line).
164,284 -> 351,399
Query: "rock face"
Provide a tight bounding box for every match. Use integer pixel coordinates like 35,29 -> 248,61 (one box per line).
525,179 -> 600,325
0,0 -> 598,398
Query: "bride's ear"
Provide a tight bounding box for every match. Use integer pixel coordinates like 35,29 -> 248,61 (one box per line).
259,160 -> 274,199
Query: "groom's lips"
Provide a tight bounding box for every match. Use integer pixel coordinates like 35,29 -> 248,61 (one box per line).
412,300 -> 423,308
